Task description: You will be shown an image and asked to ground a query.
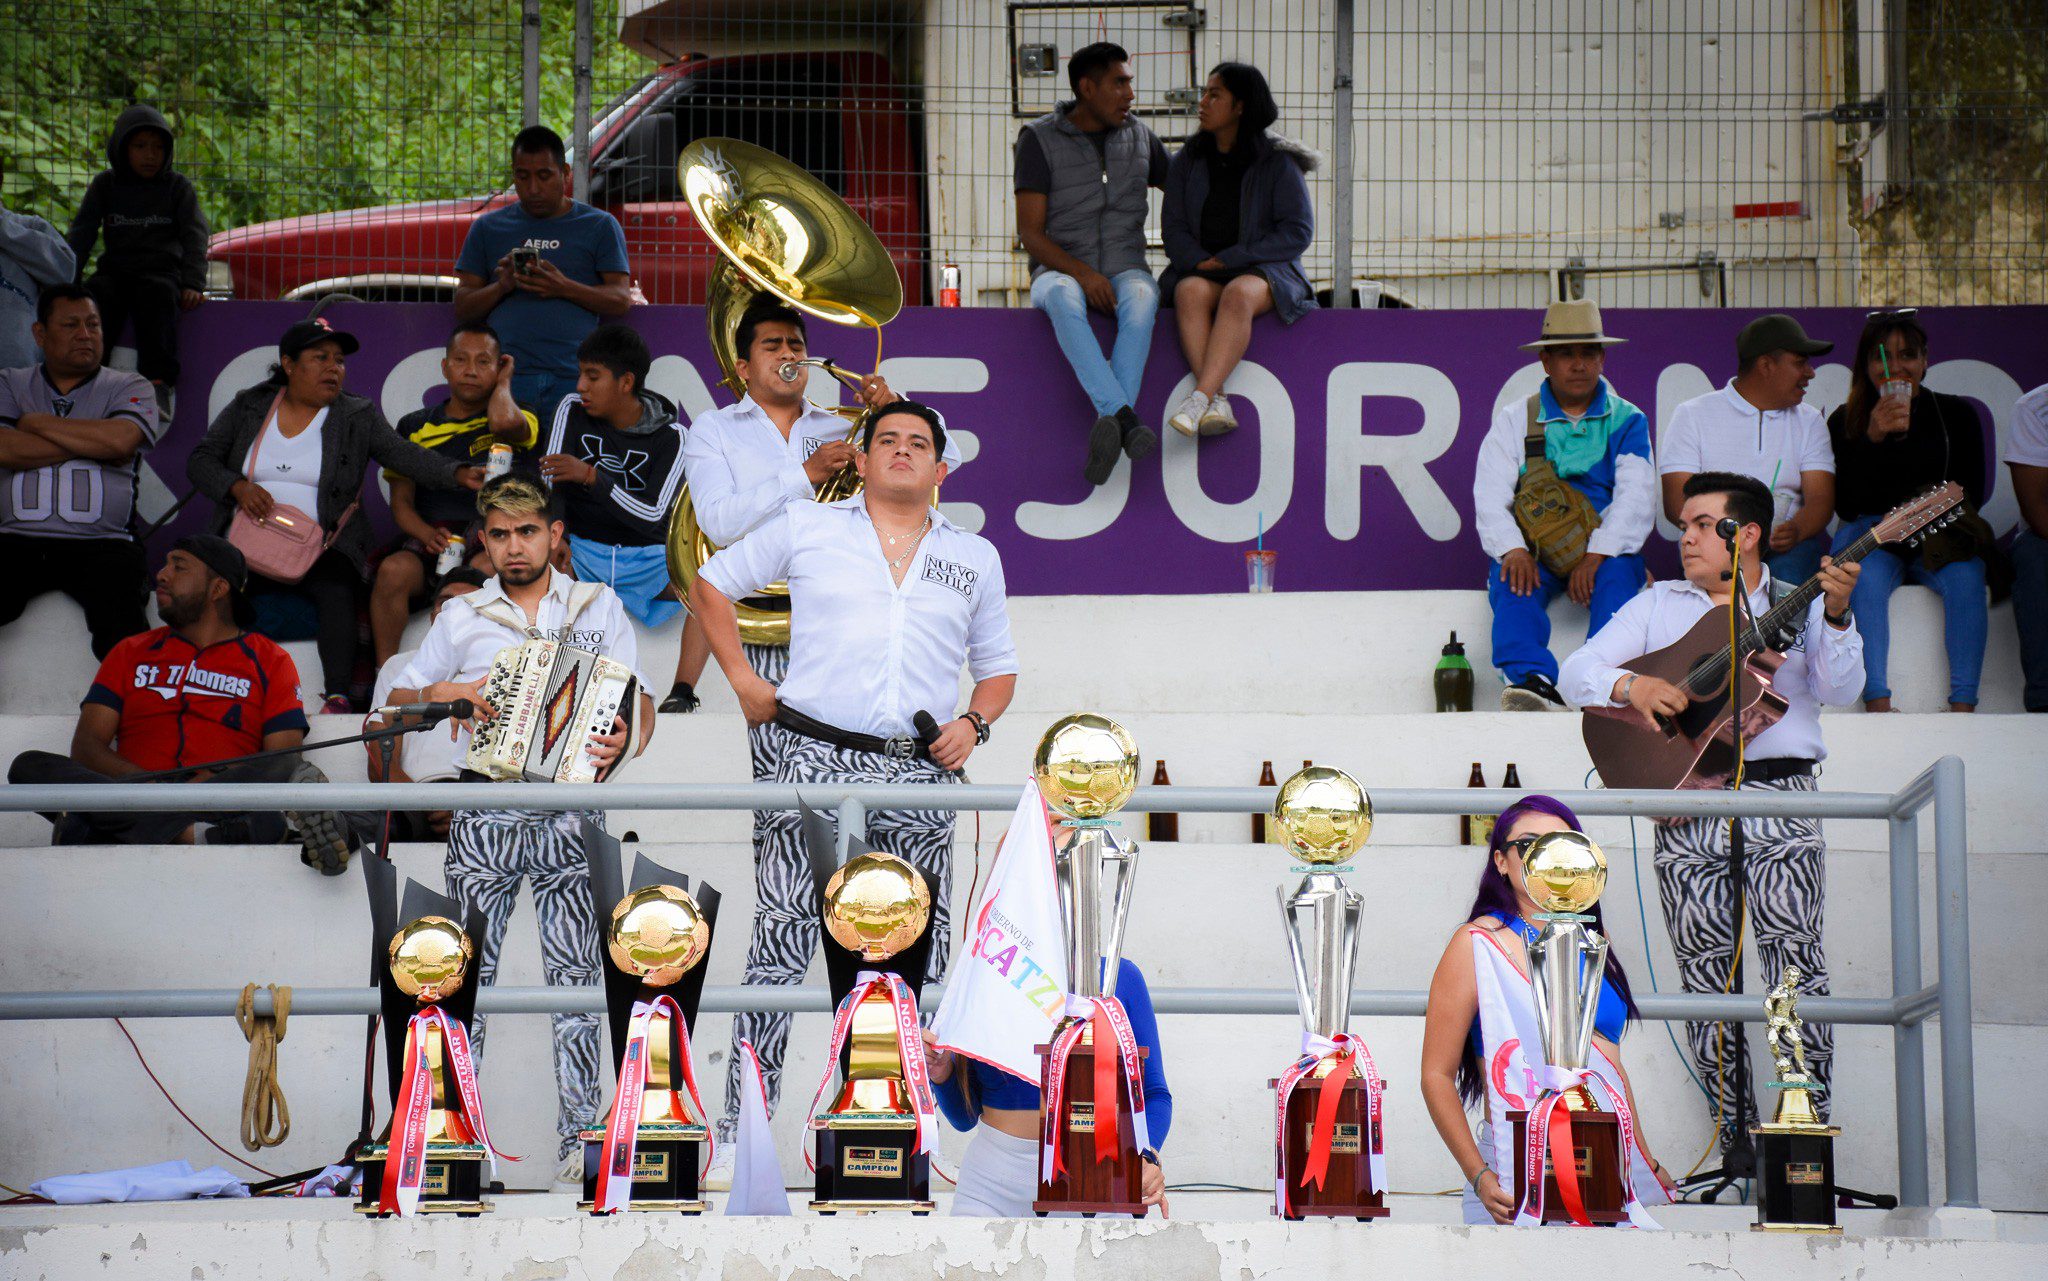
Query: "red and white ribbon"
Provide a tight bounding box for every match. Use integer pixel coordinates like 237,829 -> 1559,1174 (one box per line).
593,995 -> 714,1213
800,972 -> 936,1172
376,1006 -> 509,1216
1512,1064 -> 1660,1229
1039,994 -> 1150,1184
1272,1031 -> 1386,1216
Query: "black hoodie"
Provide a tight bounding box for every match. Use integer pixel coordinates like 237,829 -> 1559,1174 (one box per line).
65,104 -> 209,290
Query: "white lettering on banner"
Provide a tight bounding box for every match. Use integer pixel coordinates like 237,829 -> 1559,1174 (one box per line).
208,348 -> 276,421
880,356 -> 989,532
1162,364 -> 1294,539
1491,362 -> 1548,420
381,348 -> 447,429
1015,451 -> 1129,540
1651,363 -> 1713,540
1324,362 -> 1462,541
1925,359 -> 2024,530
646,355 -> 719,423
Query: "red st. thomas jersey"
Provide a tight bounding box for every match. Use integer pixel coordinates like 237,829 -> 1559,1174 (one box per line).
84,628 -> 309,771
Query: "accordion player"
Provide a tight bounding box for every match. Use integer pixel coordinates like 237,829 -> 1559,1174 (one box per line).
465,634 -> 646,785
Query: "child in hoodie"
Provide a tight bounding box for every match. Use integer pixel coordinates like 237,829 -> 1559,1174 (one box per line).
65,105 -> 209,404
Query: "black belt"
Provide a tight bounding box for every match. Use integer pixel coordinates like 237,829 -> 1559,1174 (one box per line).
1741,757 -> 1817,783
775,705 -> 931,761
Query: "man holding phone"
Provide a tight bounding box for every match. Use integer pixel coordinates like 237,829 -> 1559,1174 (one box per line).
454,125 -> 633,418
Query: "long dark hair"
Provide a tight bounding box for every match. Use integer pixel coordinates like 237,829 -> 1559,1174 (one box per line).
1185,61 -> 1278,155
1837,311 -> 1929,446
1454,794 -> 1640,1107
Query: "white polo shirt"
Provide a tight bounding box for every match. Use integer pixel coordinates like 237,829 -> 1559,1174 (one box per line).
2007,384 -> 2048,468
1657,382 -> 1835,509
700,494 -> 1017,737
681,393 -> 965,546
394,568 -> 650,773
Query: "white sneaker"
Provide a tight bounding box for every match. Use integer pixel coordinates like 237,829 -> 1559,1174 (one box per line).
554,1150 -> 584,1190
702,1141 -> 736,1192
1168,391 -> 1210,437
1198,393 -> 1238,435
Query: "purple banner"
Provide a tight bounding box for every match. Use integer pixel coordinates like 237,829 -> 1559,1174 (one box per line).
153,303 -> 2048,594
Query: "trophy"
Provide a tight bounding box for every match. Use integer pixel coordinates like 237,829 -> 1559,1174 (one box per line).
804,824 -> 941,1215
1506,831 -> 1627,1225
354,872 -> 496,1218
579,823 -> 720,1214
1269,766 -> 1389,1221
1031,713 -> 1151,1218
1751,965 -> 1843,1233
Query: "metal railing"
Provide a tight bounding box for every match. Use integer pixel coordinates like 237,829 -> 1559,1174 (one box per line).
0,757 -> 1978,1208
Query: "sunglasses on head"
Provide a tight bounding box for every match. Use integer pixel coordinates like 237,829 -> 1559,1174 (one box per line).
1864,307 -> 1918,320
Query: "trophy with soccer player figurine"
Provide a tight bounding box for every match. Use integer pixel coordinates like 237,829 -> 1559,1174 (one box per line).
1751,965 -> 1844,1233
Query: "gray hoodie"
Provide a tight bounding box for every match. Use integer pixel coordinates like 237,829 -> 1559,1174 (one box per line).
0,202 -> 76,369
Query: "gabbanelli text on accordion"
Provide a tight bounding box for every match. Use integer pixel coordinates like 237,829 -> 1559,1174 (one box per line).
465,635 -> 639,784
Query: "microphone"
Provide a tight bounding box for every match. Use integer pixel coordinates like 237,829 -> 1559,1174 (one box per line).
913,710 -> 942,745
1716,517 -> 1742,542
371,698 -> 475,723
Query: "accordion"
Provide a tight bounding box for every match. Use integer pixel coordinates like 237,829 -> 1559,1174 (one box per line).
465,636 -> 639,784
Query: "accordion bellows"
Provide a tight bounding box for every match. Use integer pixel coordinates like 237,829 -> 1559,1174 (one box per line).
466,636 -> 639,784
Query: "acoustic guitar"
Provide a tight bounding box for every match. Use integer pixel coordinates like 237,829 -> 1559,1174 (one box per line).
1582,483 -> 1964,791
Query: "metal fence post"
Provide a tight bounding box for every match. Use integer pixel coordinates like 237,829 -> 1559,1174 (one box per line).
572,0 -> 593,201
836,795 -> 868,863
1328,0 -> 1355,308
522,0 -> 541,128
1888,809 -> 1929,1206
1931,755 -> 1978,1207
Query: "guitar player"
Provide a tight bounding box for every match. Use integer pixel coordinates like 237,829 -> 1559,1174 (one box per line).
1558,470 -> 1863,1165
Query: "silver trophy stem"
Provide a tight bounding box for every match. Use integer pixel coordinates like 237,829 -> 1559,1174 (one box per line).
1571,930 -> 1610,1070
1528,918 -> 1606,1076
1098,833 -> 1138,1001
1280,871 -> 1364,1042
1057,827 -> 1140,1003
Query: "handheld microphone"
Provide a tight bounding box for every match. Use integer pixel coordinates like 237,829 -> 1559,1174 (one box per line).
372,698 -> 475,723
913,710 -> 942,744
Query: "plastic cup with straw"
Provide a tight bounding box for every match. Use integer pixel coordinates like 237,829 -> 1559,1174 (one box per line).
1246,510 -> 1276,592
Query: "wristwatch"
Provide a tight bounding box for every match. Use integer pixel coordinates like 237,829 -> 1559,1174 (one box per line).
1616,672 -> 1638,705
1825,605 -> 1853,629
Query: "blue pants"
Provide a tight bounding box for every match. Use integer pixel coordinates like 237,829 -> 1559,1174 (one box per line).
1030,268 -> 1159,419
2014,529 -> 2048,712
567,534 -> 682,627
1488,553 -> 1645,684
512,368 -> 581,425
1830,516 -> 1987,706
1765,530 -> 1829,587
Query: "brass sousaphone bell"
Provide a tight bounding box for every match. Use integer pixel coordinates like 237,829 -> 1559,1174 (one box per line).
665,137 -> 905,645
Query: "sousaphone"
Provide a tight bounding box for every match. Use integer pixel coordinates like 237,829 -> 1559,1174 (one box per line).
665,137 -> 904,646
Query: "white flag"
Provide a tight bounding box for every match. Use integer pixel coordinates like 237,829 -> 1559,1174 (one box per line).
930,780 -> 1070,1082
722,1040 -> 790,1216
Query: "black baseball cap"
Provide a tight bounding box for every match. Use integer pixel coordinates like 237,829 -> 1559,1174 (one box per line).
173,534 -> 257,627
279,316 -> 361,359
1737,313 -> 1833,365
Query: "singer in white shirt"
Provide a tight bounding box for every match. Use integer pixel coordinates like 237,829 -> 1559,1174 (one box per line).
1559,469 -> 1861,1163
689,398 -> 1016,1156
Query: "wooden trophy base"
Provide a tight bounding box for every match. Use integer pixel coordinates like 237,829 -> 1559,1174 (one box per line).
1750,1123 -> 1843,1233
576,1124 -> 708,1214
810,1120 -> 933,1214
1267,1074 -> 1389,1221
353,1142 -> 490,1217
1033,1037 -> 1148,1218
1506,1106 -> 1625,1225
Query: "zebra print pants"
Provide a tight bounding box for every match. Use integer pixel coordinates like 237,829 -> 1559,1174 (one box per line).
445,806 -> 604,1160
1651,773 -> 1834,1151
717,726 -> 958,1142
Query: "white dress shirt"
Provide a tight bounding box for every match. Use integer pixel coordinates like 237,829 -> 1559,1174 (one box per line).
1657,382 -> 1834,510
1558,571 -> 1865,762
682,393 -> 966,547
395,568 -> 650,773
2007,383 -> 2048,467
1471,379 -> 1658,562
700,494 -> 1018,737
371,650 -> 459,782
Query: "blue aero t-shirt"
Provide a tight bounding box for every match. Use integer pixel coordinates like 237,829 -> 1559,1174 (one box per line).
454,200 -> 631,379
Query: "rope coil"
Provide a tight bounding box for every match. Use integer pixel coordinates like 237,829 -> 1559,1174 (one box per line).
235,983 -> 292,1152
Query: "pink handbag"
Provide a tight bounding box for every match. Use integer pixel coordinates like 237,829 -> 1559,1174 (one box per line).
226,395 -> 356,584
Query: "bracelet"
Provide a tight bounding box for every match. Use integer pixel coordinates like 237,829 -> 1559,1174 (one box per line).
1466,1168 -> 1490,1193
1617,672 -> 1638,705
963,710 -> 991,744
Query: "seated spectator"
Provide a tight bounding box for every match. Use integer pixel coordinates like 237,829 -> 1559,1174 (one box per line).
0,284 -> 160,657
370,323 -> 538,666
1828,310 -> 1995,713
186,317 -> 483,713
6,536 -> 354,870
1016,41 -> 1168,485
63,105 -> 207,414
536,323 -> 686,626
0,161 -> 77,370
1658,314 -> 1837,585
1472,301 -> 1653,710
2008,382 -> 2048,712
367,567 -> 486,841
1160,62 -> 1317,438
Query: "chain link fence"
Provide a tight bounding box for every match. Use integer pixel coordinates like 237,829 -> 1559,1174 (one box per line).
2,0 -> 2041,309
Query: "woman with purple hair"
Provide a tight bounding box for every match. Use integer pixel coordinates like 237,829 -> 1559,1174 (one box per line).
1418,794 -> 1674,1224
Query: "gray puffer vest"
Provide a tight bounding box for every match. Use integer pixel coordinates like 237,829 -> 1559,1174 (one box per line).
1020,102 -> 1157,280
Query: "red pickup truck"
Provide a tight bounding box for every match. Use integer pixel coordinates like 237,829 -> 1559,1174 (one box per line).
207,51 -> 925,306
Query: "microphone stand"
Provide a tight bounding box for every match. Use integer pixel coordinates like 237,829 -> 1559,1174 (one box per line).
116,714 -> 463,785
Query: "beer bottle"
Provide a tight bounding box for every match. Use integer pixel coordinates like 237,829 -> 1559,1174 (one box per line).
1502,762 -> 1522,790
1253,760 -> 1276,844
1461,762 -> 1488,845
1147,760 -> 1178,842
1435,632 -> 1475,711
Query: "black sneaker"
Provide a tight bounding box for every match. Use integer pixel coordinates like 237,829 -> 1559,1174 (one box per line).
659,683 -> 700,713
1115,406 -> 1157,460
283,760 -> 356,874
1500,673 -> 1566,712
1083,414 -> 1124,486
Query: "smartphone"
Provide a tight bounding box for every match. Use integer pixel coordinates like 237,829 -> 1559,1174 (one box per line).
511,247 -> 538,274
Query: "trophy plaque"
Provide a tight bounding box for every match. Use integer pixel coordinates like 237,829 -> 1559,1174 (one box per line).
1268,766 -> 1389,1221
805,831 -> 941,1216
579,825 -> 721,1214
355,876 -> 495,1218
1751,965 -> 1843,1233
1506,831 -> 1626,1226
1031,713 -> 1151,1218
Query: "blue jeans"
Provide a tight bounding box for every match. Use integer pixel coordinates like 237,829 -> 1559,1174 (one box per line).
512,368 -> 580,426
2010,528 -> 2048,711
1030,268 -> 1159,420
1488,552 -> 1646,684
1765,530 -> 1829,587
1830,516 -> 1988,706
